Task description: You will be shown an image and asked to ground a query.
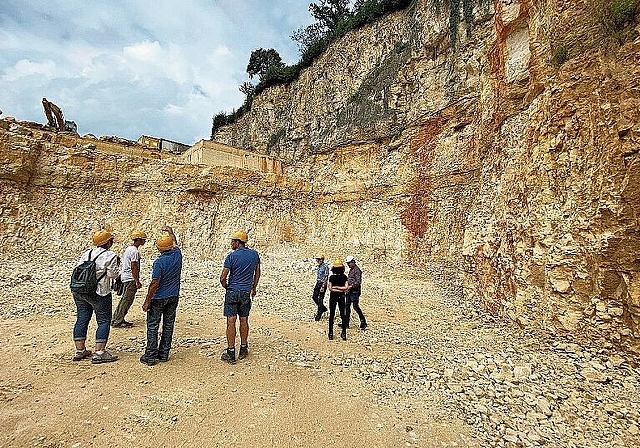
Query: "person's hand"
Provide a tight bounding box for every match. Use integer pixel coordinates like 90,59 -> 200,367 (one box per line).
136,280 -> 142,290
251,287 -> 257,298
142,299 -> 150,312
163,225 -> 174,234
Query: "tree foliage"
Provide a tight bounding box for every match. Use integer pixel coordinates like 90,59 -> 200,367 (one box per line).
246,48 -> 285,80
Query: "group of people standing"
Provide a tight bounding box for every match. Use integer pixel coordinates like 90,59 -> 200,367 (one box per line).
312,254 -> 367,341
70,227 -> 260,366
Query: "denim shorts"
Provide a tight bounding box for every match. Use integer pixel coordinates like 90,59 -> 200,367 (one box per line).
224,289 -> 251,317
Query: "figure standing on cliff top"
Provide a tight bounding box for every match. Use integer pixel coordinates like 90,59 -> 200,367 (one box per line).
312,253 -> 329,321
219,230 -> 261,364
112,230 -> 147,328
70,230 -> 121,363
140,226 -> 182,366
345,255 -> 367,330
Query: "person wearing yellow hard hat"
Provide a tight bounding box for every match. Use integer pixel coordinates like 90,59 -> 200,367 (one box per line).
112,230 -> 147,328
70,229 -> 121,364
312,253 -> 329,321
219,230 -> 261,364
140,225 -> 183,366
327,258 -> 349,341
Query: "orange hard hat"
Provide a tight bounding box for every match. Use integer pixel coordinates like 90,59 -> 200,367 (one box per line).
231,230 -> 248,243
92,230 -> 114,246
156,235 -> 174,251
130,230 -> 147,240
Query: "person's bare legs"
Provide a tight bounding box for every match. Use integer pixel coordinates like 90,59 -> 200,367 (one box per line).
239,317 -> 249,345
226,315 -> 237,348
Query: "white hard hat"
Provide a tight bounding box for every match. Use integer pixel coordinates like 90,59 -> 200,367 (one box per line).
345,255 -> 355,263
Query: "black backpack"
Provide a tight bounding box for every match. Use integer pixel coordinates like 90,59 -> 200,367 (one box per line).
70,248 -> 107,294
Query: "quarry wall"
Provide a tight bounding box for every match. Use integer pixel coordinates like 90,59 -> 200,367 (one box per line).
1,0 -> 640,352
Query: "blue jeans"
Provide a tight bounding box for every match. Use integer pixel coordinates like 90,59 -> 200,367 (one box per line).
345,290 -> 367,328
144,296 -> 179,359
312,281 -> 327,311
73,292 -> 112,343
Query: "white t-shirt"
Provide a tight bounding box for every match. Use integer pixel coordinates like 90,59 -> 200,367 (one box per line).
76,248 -> 120,296
120,245 -> 140,282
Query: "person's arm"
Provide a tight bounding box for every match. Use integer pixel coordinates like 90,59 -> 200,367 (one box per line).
320,266 -> 328,292
142,279 -> 160,311
251,262 -> 261,298
132,260 -> 141,289
106,253 -> 121,279
336,281 -> 349,293
220,267 -> 230,289
164,225 -> 178,246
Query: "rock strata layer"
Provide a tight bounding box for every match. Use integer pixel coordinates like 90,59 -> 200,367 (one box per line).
2,0 -> 640,353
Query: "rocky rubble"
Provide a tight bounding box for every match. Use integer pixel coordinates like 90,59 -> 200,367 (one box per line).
3,250 -> 638,447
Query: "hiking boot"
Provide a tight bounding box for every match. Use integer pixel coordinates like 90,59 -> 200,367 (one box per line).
111,321 -> 133,328
314,312 -> 322,321
238,345 -> 248,360
140,355 -> 157,366
91,350 -> 119,364
72,349 -> 92,361
360,323 -> 368,330
341,330 -> 347,341
221,350 -> 236,365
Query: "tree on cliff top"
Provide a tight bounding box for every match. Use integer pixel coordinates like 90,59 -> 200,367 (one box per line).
246,48 -> 285,80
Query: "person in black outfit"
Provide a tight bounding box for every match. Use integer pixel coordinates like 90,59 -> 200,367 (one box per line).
327,258 -> 349,341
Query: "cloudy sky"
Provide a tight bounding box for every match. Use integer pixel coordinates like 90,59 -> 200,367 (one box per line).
0,1 -> 316,144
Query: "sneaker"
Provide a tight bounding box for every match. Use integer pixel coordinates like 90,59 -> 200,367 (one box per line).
157,355 -> 169,362
111,321 -> 133,328
140,355 -> 157,366
328,332 -> 334,340
238,345 -> 248,360
72,349 -> 92,361
221,350 -> 236,365
91,350 -> 119,364
360,323 -> 368,330
341,330 -> 347,341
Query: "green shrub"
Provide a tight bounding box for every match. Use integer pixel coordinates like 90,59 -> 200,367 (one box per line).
267,128 -> 286,152
551,43 -> 569,66
611,0 -> 637,28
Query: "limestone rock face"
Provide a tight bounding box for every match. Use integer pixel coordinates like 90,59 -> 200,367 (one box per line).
2,0 -> 640,352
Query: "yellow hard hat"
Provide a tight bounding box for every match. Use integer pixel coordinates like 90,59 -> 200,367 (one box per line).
332,258 -> 344,268
231,230 -> 248,243
92,230 -> 114,246
130,230 -> 147,240
315,253 -> 325,259
156,235 -> 174,251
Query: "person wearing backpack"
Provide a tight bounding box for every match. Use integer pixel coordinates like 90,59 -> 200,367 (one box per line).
71,229 -> 121,363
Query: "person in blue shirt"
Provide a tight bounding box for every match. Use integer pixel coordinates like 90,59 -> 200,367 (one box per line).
219,230 -> 261,364
140,226 -> 182,366
312,253 -> 329,321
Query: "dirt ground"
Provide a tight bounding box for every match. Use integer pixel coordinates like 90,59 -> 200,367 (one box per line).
0,255 -> 479,448
1,253 -> 638,447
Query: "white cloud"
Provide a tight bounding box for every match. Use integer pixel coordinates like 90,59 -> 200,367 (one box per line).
0,0 -> 315,144
3,59 -> 58,82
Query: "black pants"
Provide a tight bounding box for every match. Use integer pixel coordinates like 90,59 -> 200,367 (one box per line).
345,290 -> 367,328
312,281 -> 327,311
328,293 -> 346,335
